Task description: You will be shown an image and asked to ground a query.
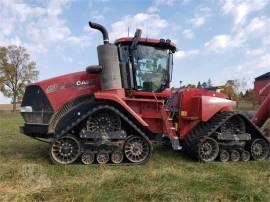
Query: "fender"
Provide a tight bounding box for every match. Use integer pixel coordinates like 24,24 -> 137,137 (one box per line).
94,91 -> 149,127
52,100 -> 152,148
200,96 -> 235,122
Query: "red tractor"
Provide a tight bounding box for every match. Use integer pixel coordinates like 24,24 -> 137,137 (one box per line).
20,22 -> 270,165
252,72 -> 270,139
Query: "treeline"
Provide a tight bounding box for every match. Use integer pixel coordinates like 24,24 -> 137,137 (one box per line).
180,78 -> 259,105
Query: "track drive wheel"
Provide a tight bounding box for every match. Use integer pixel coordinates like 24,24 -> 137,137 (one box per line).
86,110 -> 121,132
124,135 -> 151,163
50,135 -> 81,165
220,115 -> 246,134
219,150 -> 230,162
198,137 -> 219,162
251,139 -> 270,161
230,150 -> 240,162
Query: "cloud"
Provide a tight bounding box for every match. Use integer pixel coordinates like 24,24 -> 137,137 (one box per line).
219,53 -> 270,86
190,7 -> 212,28
220,0 -> 269,27
175,49 -> 199,58
110,13 -> 167,40
0,93 -> 10,104
147,6 -> 160,13
155,0 -> 190,6
204,35 -> 231,52
182,29 -> 194,39
204,15 -> 270,53
0,0 -> 92,54
246,48 -> 266,56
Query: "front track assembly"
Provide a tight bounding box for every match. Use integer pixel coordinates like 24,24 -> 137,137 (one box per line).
184,112 -> 270,162
49,105 -> 152,165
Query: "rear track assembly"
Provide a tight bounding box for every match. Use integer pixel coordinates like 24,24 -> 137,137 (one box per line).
184,111 -> 270,162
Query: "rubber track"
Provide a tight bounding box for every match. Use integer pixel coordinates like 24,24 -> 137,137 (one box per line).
183,111 -> 269,161
56,104 -> 153,165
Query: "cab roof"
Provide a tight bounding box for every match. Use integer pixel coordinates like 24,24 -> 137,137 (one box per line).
115,37 -> 177,52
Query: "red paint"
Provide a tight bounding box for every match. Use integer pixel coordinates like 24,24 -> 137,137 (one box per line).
30,71 -> 101,111
252,94 -> 270,127
253,75 -> 270,128
174,88 -> 235,139
29,71 -> 235,140
95,89 -> 150,127
115,37 -> 176,50
254,79 -> 270,103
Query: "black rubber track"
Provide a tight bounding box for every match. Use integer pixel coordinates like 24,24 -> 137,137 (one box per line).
52,104 -> 153,165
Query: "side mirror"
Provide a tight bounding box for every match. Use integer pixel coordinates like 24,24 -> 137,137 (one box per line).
86,65 -> 102,73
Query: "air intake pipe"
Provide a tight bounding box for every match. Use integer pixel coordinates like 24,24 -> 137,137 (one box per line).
89,21 -> 122,90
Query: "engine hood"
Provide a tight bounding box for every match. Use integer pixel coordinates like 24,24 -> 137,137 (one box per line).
27,71 -> 101,111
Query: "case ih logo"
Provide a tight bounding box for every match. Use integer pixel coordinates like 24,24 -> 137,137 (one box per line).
76,80 -> 95,86
46,79 -> 97,93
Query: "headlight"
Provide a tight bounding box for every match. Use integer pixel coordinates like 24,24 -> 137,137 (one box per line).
20,106 -> 33,113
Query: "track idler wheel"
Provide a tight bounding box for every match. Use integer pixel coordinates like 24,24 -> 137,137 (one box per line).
230,150 -> 240,162
251,138 -> 270,161
96,151 -> 110,164
124,135 -> 151,163
219,150 -> 230,162
81,152 -> 95,165
50,135 -> 81,165
241,150 -> 250,162
111,150 -> 124,164
198,137 -> 219,162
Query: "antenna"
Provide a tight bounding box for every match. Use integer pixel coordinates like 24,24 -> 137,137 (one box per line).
128,26 -> 130,37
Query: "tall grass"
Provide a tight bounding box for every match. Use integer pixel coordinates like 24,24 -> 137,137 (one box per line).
0,113 -> 269,202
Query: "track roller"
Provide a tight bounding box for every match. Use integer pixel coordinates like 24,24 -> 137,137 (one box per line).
81,152 -> 95,165
241,150 -> 250,162
111,150 -> 124,164
219,150 -> 230,162
96,151 -> 110,164
230,150 -> 240,162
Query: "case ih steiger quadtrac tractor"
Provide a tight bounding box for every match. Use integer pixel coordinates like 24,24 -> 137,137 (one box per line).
20,22 -> 270,165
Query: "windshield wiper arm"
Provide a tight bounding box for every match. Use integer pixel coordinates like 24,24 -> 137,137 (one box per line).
130,29 -> 142,51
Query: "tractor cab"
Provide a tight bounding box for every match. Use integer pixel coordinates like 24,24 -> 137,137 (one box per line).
115,36 -> 176,93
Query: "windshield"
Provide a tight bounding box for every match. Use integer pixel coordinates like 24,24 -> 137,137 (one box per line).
132,45 -> 171,92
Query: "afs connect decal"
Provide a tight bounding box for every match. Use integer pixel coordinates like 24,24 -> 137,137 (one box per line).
46,79 -> 97,93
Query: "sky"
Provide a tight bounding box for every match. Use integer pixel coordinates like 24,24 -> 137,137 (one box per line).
0,0 -> 270,103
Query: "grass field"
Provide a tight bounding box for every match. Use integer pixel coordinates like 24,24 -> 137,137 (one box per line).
0,112 -> 269,202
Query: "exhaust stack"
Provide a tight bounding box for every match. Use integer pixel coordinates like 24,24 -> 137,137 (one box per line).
89,21 -> 122,90
89,22 -> 109,44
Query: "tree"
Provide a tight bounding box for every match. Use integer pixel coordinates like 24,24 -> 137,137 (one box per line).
220,80 -> 240,100
244,89 -> 259,107
0,45 -> 39,111
202,82 -> 207,88
197,81 -> 202,88
186,84 -> 196,88
207,78 -> 212,88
